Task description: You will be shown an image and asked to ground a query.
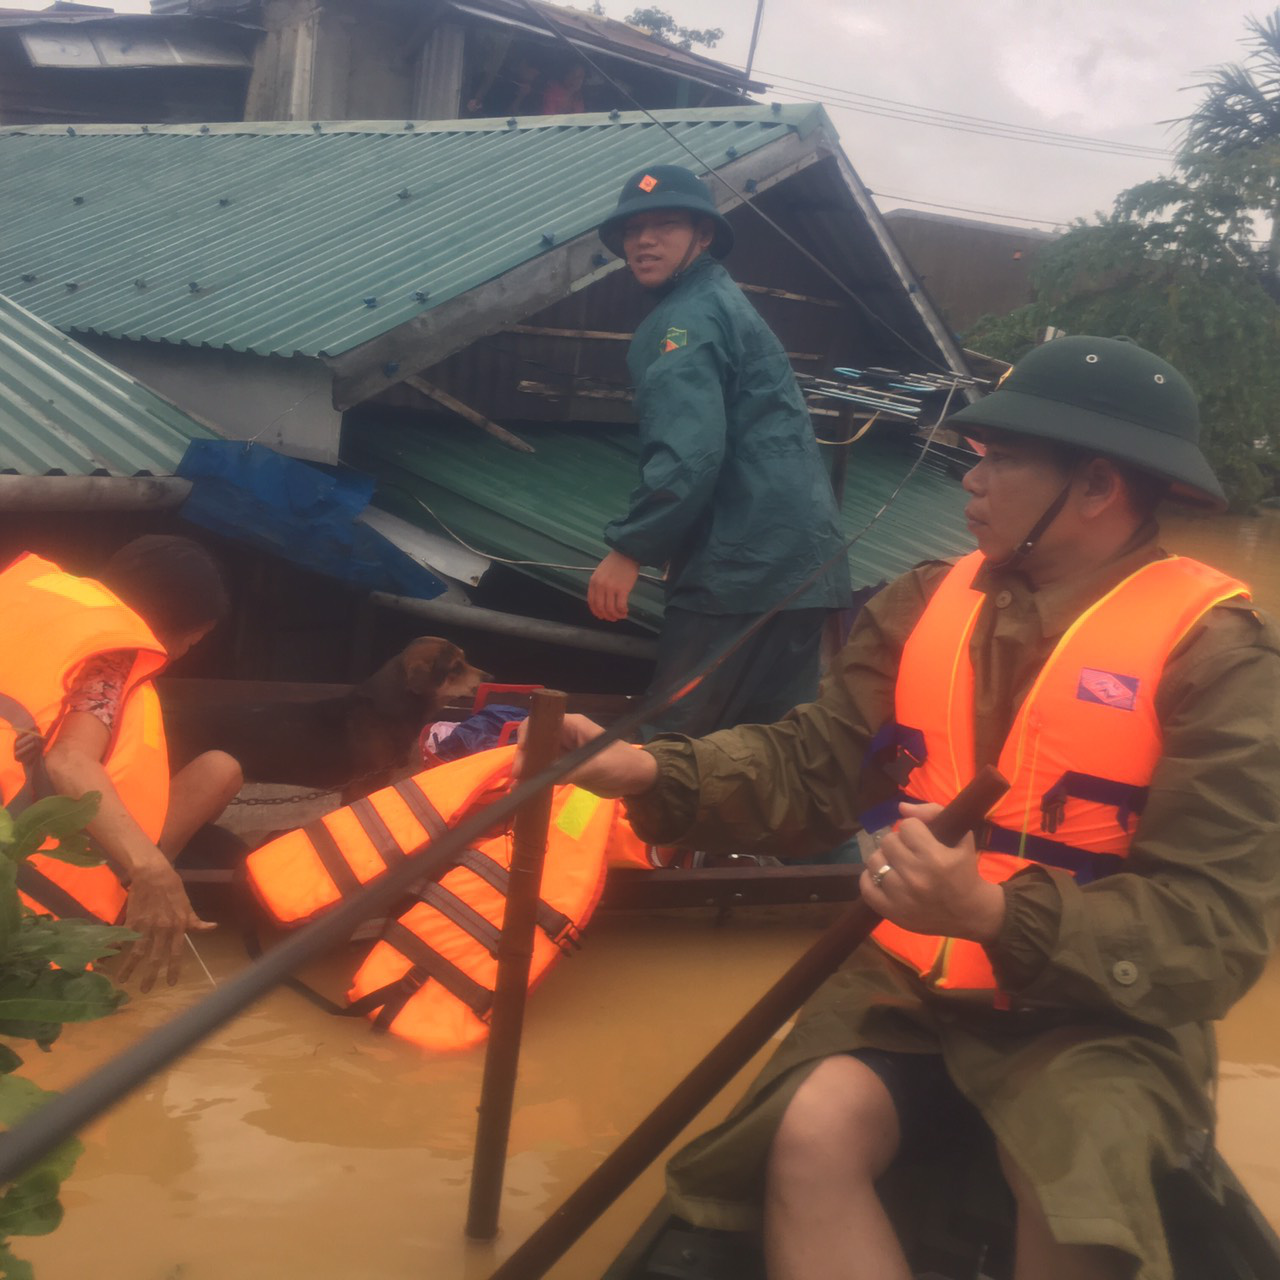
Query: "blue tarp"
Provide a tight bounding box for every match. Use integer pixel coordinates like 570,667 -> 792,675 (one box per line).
176,440 -> 446,599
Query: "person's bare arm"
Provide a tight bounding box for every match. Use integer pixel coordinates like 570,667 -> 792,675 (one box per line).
44,711 -> 213,991
514,713 -> 658,798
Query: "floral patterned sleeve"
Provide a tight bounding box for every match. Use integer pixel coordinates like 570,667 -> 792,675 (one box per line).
66,651 -> 134,732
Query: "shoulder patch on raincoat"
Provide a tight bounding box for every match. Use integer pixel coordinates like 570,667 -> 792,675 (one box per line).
661,326 -> 688,354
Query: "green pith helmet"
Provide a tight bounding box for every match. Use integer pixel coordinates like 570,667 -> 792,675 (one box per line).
948,336 -> 1226,509
598,164 -> 734,259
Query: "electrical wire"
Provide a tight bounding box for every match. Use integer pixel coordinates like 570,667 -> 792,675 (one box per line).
757,73 -> 1173,159
871,191 -> 1071,229
762,86 -> 1172,161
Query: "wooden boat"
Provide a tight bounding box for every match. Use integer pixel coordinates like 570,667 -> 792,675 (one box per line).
605,1151 -> 1280,1280
163,676 -> 866,920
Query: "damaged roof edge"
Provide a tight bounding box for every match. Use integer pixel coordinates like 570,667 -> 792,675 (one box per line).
0,291 -> 215,477
818,141 -> 975,397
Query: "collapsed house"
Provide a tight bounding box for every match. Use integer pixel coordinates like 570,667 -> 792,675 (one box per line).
0,97 -> 977,687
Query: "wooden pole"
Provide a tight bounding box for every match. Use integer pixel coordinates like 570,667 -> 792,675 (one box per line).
466,689 -> 568,1241
406,376 -> 536,454
486,765 -> 1010,1280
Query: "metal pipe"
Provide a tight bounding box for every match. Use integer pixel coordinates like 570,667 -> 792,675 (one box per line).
0,475 -> 191,511
370,593 -> 657,661
466,690 -> 567,1240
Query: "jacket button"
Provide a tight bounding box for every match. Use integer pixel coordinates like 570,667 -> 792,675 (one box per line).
995,589 -> 1013,608
1111,960 -> 1139,986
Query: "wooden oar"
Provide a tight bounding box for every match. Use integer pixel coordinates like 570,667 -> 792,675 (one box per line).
487,765 -> 1011,1280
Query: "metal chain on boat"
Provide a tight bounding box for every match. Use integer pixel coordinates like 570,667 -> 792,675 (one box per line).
228,790 -> 334,806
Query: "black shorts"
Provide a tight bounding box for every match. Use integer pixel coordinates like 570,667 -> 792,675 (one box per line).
849,1047 -> 986,1162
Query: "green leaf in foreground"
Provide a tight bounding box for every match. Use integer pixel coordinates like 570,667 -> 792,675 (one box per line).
4,916 -> 135,976
2,797 -> 100,866
0,794 -> 133,1273
0,970 -> 126,1028
0,1241 -> 35,1280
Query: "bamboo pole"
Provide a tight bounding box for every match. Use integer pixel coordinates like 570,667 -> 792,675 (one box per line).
465,689 -> 568,1241
486,765 -> 1010,1280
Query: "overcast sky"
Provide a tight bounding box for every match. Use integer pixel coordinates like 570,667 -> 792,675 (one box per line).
670,0 -> 1272,232
8,0 -> 1273,232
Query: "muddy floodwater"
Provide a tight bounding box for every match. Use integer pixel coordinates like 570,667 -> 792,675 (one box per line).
18,510 -> 1280,1280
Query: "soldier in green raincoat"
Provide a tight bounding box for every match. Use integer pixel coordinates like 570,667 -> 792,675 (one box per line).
589,165 -> 850,737
544,336 -> 1280,1279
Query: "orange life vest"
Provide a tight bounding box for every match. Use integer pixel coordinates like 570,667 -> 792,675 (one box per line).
870,551 -> 1248,994
246,745 -> 617,1051
0,553 -> 170,923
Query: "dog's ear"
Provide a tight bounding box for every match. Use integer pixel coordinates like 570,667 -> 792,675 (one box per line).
404,638 -> 453,695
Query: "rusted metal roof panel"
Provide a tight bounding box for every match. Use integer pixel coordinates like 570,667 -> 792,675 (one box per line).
0,291 -> 212,476
347,419 -> 972,631
0,106 -> 820,361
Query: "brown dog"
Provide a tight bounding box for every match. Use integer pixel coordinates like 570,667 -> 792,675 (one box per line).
166,637 -> 486,800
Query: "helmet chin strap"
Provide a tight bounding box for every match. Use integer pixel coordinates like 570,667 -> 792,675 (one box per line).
990,476 -> 1075,569
664,229 -> 708,286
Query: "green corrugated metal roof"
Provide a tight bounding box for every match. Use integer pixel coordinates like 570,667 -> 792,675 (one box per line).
0,291 -> 212,475
0,107 -> 821,360
346,420 -> 973,631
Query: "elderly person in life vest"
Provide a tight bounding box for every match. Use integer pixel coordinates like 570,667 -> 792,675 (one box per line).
0,535 -> 242,992
538,336 -> 1280,1280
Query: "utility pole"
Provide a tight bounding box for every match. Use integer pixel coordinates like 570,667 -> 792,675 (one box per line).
743,0 -> 765,88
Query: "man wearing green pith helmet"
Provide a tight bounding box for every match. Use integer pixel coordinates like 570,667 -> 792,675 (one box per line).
590,164 -> 850,738
541,336 -> 1280,1277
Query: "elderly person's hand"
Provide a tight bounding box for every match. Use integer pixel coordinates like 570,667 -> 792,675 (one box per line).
513,713 -> 657,799
115,858 -> 215,993
45,712 -> 215,992
858,801 -> 1005,943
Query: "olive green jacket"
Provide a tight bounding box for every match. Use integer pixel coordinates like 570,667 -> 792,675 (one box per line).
627,533 -> 1280,1276
603,254 -> 850,615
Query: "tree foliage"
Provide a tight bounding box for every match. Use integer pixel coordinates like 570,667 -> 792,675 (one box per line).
1178,10 -> 1280,271
623,6 -> 723,51
0,797 -> 134,1279
967,9 -> 1280,510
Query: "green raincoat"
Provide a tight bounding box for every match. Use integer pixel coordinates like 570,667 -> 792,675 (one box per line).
604,254 -> 849,616
624,532 -> 1280,1279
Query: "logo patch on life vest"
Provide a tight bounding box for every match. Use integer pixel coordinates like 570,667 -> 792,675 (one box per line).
1076,667 -> 1139,711
638,173 -> 659,192
662,327 -> 687,353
